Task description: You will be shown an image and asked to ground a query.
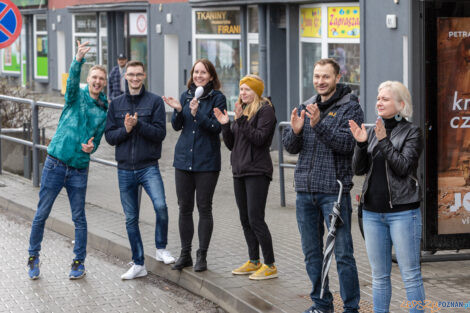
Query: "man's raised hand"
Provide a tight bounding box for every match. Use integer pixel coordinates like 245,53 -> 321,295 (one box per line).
75,41 -> 91,62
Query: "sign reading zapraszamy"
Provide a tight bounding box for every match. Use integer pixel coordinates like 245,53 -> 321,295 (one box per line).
437,17 -> 470,234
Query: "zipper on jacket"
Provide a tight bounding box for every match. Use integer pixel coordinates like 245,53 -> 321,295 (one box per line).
409,174 -> 419,187
385,160 -> 393,209
131,100 -> 136,170
361,157 -> 374,204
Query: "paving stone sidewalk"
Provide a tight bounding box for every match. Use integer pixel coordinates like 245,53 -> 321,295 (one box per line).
0,210 -> 223,313
1,124 -> 470,312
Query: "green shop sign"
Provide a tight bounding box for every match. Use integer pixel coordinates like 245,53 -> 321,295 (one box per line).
11,0 -> 47,8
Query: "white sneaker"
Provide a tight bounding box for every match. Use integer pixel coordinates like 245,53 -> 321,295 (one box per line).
155,249 -> 176,264
121,263 -> 147,280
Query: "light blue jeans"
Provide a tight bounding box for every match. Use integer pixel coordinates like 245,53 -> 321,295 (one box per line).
29,155 -> 89,261
363,208 -> 425,313
118,165 -> 168,265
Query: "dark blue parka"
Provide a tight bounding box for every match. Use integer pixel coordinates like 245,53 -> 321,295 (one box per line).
105,85 -> 166,170
172,89 -> 227,172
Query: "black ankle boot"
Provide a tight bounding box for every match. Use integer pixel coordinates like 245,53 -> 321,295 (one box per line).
194,249 -> 207,272
171,250 -> 192,270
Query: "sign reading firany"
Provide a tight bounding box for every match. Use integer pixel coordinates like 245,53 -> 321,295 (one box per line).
12,0 -> 46,8
195,10 -> 240,35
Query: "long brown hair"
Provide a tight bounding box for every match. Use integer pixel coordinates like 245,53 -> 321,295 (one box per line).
187,59 -> 221,90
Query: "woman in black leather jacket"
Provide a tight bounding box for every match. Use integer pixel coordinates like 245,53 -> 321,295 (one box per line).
349,81 -> 425,313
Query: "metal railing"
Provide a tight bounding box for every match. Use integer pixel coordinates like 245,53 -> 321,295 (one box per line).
277,121 -> 375,207
0,95 -> 118,187
277,121 -> 295,207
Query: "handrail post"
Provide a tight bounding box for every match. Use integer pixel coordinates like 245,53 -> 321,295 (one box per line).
31,100 -> 40,187
278,123 -> 286,207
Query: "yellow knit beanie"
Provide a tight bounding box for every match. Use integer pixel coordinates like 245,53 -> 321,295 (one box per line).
239,76 -> 264,98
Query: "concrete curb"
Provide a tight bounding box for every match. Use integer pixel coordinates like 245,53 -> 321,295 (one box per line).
0,195 -> 282,313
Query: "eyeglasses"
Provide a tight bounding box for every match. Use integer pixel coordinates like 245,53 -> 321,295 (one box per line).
126,73 -> 145,78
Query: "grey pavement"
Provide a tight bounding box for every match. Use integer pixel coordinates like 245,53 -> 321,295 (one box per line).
1,123 -> 470,312
0,210 -> 222,313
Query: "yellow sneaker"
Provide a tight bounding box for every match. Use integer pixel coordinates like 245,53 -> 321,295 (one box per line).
232,260 -> 262,275
249,264 -> 278,280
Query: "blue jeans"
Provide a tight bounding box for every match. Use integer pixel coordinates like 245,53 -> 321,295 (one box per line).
118,165 -> 168,265
29,156 -> 89,261
363,208 -> 425,313
296,192 -> 360,313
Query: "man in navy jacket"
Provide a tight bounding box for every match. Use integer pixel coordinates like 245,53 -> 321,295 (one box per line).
105,60 -> 175,280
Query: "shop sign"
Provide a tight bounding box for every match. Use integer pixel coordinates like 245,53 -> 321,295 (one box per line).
130,13 -> 147,36
327,6 -> 359,38
11,0 -> 46,8
300,7 -> 321,38
437,17 -> 470,235
195,10 -> 240,35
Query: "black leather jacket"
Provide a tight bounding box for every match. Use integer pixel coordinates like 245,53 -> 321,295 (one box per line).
352,119 -> 423,207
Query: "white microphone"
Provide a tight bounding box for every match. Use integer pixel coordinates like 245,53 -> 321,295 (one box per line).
195,86 -> 204,99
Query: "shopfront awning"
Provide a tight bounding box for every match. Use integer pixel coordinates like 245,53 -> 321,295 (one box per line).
67,2 -> 149,13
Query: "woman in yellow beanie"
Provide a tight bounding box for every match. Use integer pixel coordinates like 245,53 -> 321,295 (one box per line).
214,74 -> 278,280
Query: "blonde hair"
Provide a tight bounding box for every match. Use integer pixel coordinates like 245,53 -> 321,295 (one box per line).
88,65 -> 107,77
238,75 -> 272,120
378,81 -> 413,118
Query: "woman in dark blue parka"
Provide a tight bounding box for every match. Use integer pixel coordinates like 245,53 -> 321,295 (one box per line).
163,59 -> 226,272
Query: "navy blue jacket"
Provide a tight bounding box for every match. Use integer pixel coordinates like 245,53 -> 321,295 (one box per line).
105,85 -> 166,170
282,92 -> 364,194
172,89 -> 226,172
108,65 -> 124,100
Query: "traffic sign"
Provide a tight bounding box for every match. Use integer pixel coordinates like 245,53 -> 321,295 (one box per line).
0,0 -> 22,49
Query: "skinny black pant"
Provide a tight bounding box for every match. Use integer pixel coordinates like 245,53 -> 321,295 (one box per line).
233,175 -> 275,264
175,169 -> 219,252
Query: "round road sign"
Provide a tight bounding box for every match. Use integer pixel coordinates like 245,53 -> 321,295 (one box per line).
0,0 -> 22,49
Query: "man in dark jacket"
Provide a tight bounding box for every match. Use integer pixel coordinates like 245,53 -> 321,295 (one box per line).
108,53 -> 127,101
282,58 -> 363,313
105,60 -> 175,280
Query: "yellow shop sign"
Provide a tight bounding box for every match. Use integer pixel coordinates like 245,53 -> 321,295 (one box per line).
328,7 -> 360,38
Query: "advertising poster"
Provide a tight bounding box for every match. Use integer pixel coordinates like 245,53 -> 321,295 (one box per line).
437,17 -> 470,234
327,6 -> 359,38
300,7 -> 321,38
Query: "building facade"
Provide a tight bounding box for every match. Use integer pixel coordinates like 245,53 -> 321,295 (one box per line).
2,0 -> 470,250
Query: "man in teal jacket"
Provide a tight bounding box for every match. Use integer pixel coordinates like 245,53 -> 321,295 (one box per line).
27,41 -> 108,280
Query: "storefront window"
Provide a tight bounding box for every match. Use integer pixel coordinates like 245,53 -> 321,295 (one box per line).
248,6 -> 258,33
100,13 -> 108,69
34,15 -> 48,79
73,14 -> 98,84
328,43 -> 360,95
1,36 -> 21,74
300,4 -> 360,101
301,42 -> 321,98
193,9 -> 241,111
247,6 -> 259,76
73,13 -> 107,84
129,12 -> 148,85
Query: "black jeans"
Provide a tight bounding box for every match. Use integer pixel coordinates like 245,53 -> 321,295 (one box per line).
175,169 -> 219,252
233,175 -> 275,264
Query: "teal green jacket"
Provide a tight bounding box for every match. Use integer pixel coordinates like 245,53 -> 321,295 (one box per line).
47,58 -> 108,169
